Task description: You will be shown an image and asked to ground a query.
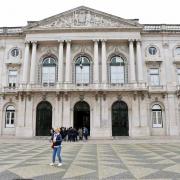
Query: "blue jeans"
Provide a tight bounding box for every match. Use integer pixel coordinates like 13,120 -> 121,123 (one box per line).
52,145 -> 62,163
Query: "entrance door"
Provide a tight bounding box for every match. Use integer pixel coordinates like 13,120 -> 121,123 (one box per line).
36,101 -> 52,136
74,101 -> 90,135
112,101 -> 129,136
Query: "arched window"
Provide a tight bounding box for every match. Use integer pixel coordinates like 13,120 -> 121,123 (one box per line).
5,105 -> 15,128
110,56 -> 125,83
42,57 -> 56,85
75,56 -> 90,84
152,104 -> 163,128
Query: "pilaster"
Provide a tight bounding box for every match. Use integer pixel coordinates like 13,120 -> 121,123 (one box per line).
30,41 -> 37,84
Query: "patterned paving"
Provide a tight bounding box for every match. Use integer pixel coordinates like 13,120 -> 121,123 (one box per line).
0,140 -> 180,180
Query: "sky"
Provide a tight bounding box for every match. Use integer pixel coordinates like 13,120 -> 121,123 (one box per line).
0,0 -> 180,27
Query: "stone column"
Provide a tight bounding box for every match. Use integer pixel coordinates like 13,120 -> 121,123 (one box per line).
101,40 -> 107,84
129,40 -> 136,83
93,40 -> 99,84
136,40 -> 143,82
30,41 -> 37,84
22,41 -> 30,84
65,40 -> 71,83
58,41 -> 64,83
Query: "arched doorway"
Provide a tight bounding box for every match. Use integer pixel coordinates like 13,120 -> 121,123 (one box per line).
74,101 -> 90,135
112,101 -> 129,136
36,101 -> 52,136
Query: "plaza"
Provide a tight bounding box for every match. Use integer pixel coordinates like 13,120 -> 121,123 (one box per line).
0,137 -> 180,179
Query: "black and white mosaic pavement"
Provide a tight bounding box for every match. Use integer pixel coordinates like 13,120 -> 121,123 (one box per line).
0,139 -> 180,180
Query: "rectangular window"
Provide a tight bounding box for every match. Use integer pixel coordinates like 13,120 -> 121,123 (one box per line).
111,66 -> 124,83
76,66 -> 90,84
152,111 -> 162,128
177,68 -> 180,84
5,111 -> 15,128
8,70 -> 17,88
42,67 -> 55,85
149,68 -> 160,86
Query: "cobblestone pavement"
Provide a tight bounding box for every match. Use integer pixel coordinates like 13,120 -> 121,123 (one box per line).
0,138 -> 180,180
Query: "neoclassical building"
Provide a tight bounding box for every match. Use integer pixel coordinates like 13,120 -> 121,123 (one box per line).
0,6 -> 180,137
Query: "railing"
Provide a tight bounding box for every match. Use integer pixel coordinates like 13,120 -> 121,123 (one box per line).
143,24 -> 180,32
0,27 -> 23,34
3,83 -> 148,92
148,85 -> 166,92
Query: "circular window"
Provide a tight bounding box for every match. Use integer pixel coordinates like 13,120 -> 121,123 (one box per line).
11,48 -> 19,57
175,47 -> 180,55
148,47 -> 157,55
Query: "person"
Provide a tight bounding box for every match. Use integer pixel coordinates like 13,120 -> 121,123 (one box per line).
83,127 -> 88,140
78,128 -> 83,140
49,128 -> 63,166
50,128 -> 54,141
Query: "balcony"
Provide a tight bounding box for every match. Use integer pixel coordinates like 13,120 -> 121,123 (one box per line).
148,85 -> 167,92
2,82 -> 148,93
3,86 -> 18,93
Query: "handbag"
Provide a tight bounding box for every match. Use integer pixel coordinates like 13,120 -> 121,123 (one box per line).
51,142 -> 54,149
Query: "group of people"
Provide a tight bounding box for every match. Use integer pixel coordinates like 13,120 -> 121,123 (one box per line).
49,126 -> 89,167
50,127 -> 89,142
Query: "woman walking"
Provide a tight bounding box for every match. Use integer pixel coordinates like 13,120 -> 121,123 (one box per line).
50,128 -> 63,166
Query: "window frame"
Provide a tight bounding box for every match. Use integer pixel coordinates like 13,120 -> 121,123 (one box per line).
11,48 -> 19,57
5,105 -> 15,128
75,56 -> 90,84
148,46 -> 157,56
42,57 -> 57,85
110,56 -> 126,84
149,68 -> 160,86
151,104 -> 163,128
8,70 -> 18,88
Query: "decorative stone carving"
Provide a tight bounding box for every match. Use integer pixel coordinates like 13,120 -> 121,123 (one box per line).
117,94 -> 122,101
56,92 -> 61,101
42,92 -> 47,101
79,94 -> 84,101
39,46 -> 58,55
139,92 -> 145,100
15,93 -> 19,100
20,92 -> 24,101
102,93 -> 106,101
36,9 -> 137,29
27,92 -> 31,101
64,92 -> 68,101
133,92 -> 137,101
162,93 -> 166,99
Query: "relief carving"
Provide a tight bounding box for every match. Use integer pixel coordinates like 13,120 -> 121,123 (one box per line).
39,10 -> 129,28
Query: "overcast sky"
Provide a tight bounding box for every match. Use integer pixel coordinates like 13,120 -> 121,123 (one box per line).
0,0 -> 179,27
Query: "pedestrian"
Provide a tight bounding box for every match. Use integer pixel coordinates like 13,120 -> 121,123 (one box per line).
50,128 -> 54,142
49,128 -> 63,166
78,128 -> 83,140
83,127 -> 88,140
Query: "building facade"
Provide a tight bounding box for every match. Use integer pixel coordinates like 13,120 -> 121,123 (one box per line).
0,6 -> 180,137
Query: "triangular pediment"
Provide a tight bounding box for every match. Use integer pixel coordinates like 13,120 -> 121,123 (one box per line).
25,6 -> 142,31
